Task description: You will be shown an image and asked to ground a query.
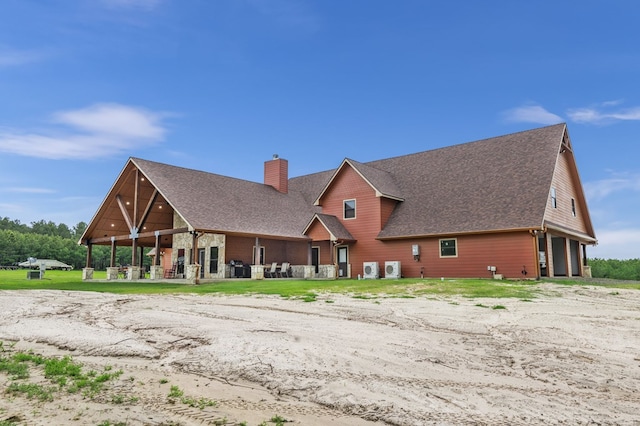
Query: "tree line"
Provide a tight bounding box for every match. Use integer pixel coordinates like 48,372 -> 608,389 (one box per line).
0,217 -> 150,270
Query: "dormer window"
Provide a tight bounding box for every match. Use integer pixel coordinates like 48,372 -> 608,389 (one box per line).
344,199 -> 356,219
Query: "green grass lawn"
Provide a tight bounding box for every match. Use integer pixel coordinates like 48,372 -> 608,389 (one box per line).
0,269 -> 638,300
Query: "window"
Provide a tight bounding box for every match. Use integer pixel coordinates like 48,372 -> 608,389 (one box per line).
209,247 -> 219,273
550,187 -> 557,208
440,238 -> 457,257
252,246 -> 265,265
344,199 -> 356,219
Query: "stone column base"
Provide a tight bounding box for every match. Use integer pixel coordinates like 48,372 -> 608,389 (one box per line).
302,265 -> 315,279
150,265 -> 164,280
251,265 -> 264,280
106,267 -> 119,280
583,265 -> 592,278
82,268 -> 94,280
127,266 -> 141,281
186,264 -> 200,284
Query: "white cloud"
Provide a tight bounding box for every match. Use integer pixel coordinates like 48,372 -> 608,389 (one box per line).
567,101 -> 640,125
502,105 -> 564,125
53,103 -> 165,140
0,103 -> 168,160
589,229 -> 640,260
584,173 -> 640,201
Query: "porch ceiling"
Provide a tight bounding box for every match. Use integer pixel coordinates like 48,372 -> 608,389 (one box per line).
82,164 -> 175,247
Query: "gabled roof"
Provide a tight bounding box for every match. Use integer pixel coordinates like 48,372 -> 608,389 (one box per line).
303,213 -> 356,242
370,123 -> 583,238
82,123 -> 594,246
314,158 -> 404,205
130,158 -> 319,240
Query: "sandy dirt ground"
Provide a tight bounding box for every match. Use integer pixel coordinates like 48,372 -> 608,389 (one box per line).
1,283 -> 639,425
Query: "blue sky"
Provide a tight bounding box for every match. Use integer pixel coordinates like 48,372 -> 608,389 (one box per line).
1,0 -> 639,260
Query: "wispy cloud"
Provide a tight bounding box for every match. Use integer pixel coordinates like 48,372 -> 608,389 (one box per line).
2,187 -> 56,194
567,105 -> 640,124
589,228 -> 640,260
247,0 -> 321,32
584,172 -> 640,201
0,47 -> 46,68
502,105 -> 564,125
0,103 -> 169,160
101,0 -> 162,10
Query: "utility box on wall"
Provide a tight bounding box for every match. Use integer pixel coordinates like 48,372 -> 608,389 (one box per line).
412,244 -> 420,261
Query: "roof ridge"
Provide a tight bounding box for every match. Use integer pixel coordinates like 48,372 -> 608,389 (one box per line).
365,123 -> 566,166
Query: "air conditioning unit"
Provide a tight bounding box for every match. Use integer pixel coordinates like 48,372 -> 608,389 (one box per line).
385,261 -> 401,279
363,262 -> 379,279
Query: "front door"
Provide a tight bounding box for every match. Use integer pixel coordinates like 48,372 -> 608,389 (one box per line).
337,246 -> 348,278
198,248 -> 205,278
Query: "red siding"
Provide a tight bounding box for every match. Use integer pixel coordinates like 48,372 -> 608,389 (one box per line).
377,232 -> 537,279
306,220 -> 331,241
316,164 -> 537,279
225,235 -> 307,265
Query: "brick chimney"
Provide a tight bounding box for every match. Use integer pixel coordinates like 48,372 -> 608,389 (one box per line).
264,154 -> 288,193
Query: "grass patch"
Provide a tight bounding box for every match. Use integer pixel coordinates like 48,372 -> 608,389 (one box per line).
5,269 -> 638,300
5,382 -> 55,401
492,305 -> 507,310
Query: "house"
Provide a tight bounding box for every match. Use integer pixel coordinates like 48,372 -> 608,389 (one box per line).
79,123 -> 596,281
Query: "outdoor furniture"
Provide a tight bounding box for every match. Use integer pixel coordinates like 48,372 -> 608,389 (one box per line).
279,262 -> 291,278
265,262 -> 278,278
164,264 -> 177,279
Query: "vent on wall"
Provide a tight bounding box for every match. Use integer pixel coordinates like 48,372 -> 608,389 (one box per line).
363,262 -> 379,279
385,261 -> 401,279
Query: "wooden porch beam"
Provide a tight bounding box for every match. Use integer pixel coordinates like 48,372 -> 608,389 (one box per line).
137,189 -> 159,231
115,194 -> 135,232
89,227 -> 189,244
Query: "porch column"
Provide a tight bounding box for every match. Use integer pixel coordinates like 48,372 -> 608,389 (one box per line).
110,237 -> 116,267
154,231 -> 161,266
307,241 -> 312,265
582,244 -> 588,266
85,242 -> 92,269
565,238 -> 573,277
254,237 -> 260,265
131,237 -> 138,266
545,233 -> 554,277
82,242 -> 94,280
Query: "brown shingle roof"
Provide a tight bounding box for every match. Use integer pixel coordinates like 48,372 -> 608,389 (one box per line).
313,159 -> 403,204
304,213 -> 355,241
125,123 -> 574,241
373,123 -> 566,238
131,158 -> 318,240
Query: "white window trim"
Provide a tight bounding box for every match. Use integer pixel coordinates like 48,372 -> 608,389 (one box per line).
343,199 -> 356,220
571,198 -> 576,217
439,238 -> 458,258
551,187 -> 557,209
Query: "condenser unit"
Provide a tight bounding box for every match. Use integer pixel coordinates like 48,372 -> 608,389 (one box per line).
385,261 -> 401,279
363,262 -> 379,279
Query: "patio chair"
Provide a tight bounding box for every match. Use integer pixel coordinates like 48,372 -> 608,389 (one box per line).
265,262 -> 278,278
164,264 -> 177,279
279,262 -> 291,278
